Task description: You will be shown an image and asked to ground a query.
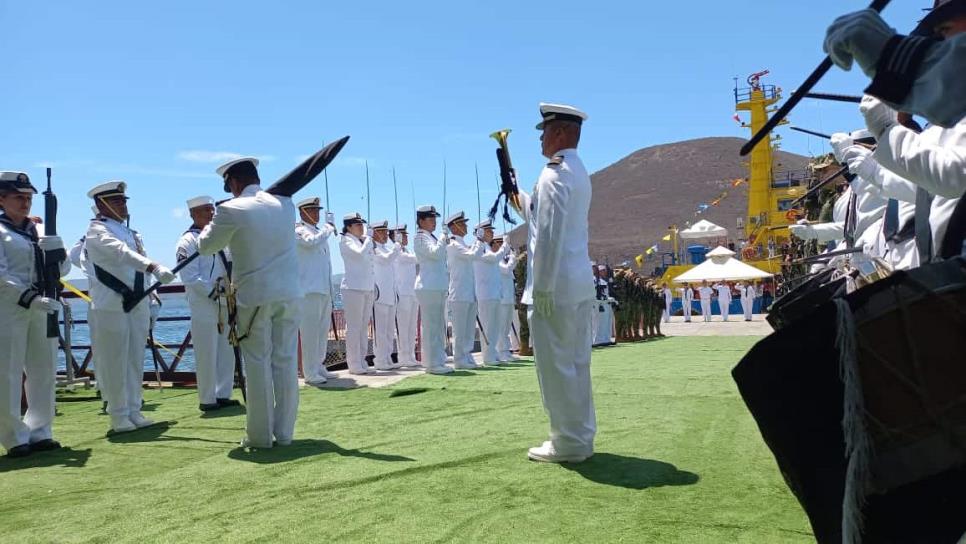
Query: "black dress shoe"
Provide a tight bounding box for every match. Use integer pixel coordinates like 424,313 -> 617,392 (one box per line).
199,403 -> 221,412
216,398 -> 241,408
5,444 -> 31,458
30,439 -> 62,452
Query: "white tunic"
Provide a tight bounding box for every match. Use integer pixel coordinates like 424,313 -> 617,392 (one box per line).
198,185 -> 300,307
499,251 -> 517,304
85,217 -> 154,312
294,221 -> 335,296
373,240 -> 399,305
176,227 -> 230,305
474,244 -> 507,302
339,233 -> 374,292
414,229 -> 448,292
393,246 -> 418,298
446,236 -> 483,303
0,217 -> 71,307
517,148 -> 595,306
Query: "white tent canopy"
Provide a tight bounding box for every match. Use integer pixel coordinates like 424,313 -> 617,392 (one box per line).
678,219 -> 728,239
672,246 -> 773,283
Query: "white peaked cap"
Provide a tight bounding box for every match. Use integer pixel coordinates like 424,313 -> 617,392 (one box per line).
536,102 -> 588,130
474,218 -> 493,230
186,195 -> 214,209
416,204 -> 440,216
445,211 -> 466,225
395,223 -> 408,232
343,212 -> 366,224
87,181 -> 127,199
297,196 -> 322,209
215,157 -> 259,177
371,220 -> 389,229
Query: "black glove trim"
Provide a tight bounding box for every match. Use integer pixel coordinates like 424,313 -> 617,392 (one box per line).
18,288 -> 40,309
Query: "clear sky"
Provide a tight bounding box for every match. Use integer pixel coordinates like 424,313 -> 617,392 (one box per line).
0,1 -> 927,277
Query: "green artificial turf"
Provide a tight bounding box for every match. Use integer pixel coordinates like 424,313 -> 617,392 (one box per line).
0,337 -> 812,543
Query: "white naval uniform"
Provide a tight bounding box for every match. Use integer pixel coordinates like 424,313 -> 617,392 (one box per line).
85,217 -> 154,430
339,233 -> 375,374
447,235 -> 484,368
698,286 -> 713,321
594,278 -> 615,344
373,240 -> 400,370
199,185 -> 302,448
738,283 -> 755,321
473,243 -> 507,364
497,250 -> 518,360
678,286 -> 693,322
0,217 -> 70,451
295,220 -> 336,383
414,228 -> 449,371
176,227 -> 235,405
662,287 -> 673,323
516,147 -> 596,457
714,284 -> 732,321
393,244 -> 419,367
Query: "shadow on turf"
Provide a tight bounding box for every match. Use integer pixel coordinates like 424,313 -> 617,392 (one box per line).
105,421 -> 237,446
227,438 -> 415,465
562,453 -> 699,490
0,447 -> 92,472
199,405 -> 245,419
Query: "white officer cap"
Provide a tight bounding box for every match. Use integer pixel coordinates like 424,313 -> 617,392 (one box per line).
491,234 -> 504,242
849,128 -> 874,141
0,171 -> 37,194
416,204 -> 440,218
536,103 -> 588,130
296,196 -> 322,209
371,220 -> 389,230
87,181 -> 128,200
474,218 -> 493,230
215,157 -> 259,178
186,195 -> 214,210
395,223 -> 408,232
445,211 -> 467,226
342,212 -> 366,226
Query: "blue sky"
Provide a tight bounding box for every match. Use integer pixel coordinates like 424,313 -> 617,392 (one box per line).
1,1 -> 927,276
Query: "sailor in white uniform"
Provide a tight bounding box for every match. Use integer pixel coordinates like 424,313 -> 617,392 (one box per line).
593,264 -> 615,344
495,235 -> 518,361
445,211 -> 485,369
372,220 -> 400,371
514,103 -> 596,463
199,158 -> 302,449
737,281 -> 755,321
413,205 -> 453,374
678,282 -> 694,323
714,282 -> 733,321
472,218 -> 506,366
339,212 -> 376,375
85,181 -> 175,433
294,197 -> 337,385
175,196 -> 238,411
698,281 -> 714,322
390,224 -> 420,368
661,282 -> 673,323
0,172 -> 70,457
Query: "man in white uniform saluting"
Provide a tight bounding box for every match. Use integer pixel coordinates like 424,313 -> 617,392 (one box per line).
391,224 -> 421,368
512,103 -> 596,463
199,157 -> 301,449
372,220 -> 400,371
445,211 -> 484,370
294,196 -> 337,386
472,218 -> 507,366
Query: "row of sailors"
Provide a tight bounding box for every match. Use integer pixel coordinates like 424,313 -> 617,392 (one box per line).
661,281 -> 759,323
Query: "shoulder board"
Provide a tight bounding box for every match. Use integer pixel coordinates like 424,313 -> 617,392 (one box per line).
547,155 -> 564,167
176,248 -> 189,262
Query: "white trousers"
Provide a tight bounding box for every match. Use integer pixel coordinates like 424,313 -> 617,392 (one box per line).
299,293 -> 332,381
373,302 -> 397,369
189,299 -> 235,405
449,300 -> 478,365
416,290 -> 447,369
396,295 -> 419,365
497,303 -> 515,359
237,300 -> 299,447
342,289 -> 374,373
91,305 -> 150,428
682,299 -> 692,322
663,298 -> 672,323
720,298 -> 731,321
700,298 -> 712,321
741,297 -> 753,320
594,303 -> 614,345
477,300 -> 502,363
528,300 -> 596,455
0,306 -> 57,450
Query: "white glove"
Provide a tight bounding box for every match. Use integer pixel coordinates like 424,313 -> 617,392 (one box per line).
533,290 -> 554,317
325,211 -> 335,225
30,296 -> 61,314
37,235 -> 65,252
152,264 -> 176,284
829,132 -> 854,163
860,95 -> 898,139
823,9 -> 895,77
474,227 -> 484,240
788,224 -> 814,240
149,302 -> 160,328
841,145 -> 872,175
366,226 -> 373,238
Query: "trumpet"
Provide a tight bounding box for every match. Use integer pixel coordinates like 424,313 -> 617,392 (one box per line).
489,129 -> 522,222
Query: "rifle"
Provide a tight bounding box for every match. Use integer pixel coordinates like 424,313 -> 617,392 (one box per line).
127,136 -> 350,310
739,0 -> 892,156
42,168 -> 66,338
